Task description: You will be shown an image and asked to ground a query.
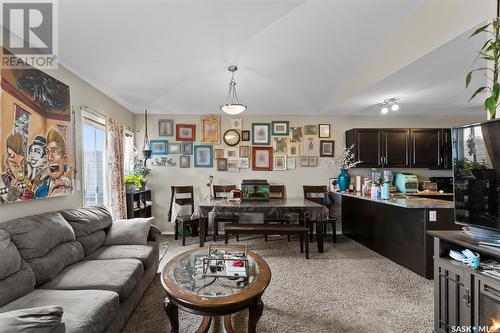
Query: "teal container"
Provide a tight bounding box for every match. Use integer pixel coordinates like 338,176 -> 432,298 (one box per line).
381,182 -> 391,199
338,169 -> 351,191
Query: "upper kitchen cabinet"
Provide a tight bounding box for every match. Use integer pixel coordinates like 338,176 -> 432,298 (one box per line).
410,128 -> 442,168
346,129 -> 382,168
346,128 -> 452,169
383,129 -> 411,168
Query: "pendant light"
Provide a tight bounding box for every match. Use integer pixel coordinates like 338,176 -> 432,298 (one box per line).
220,65 -> 247,115
142,109 -> 152,160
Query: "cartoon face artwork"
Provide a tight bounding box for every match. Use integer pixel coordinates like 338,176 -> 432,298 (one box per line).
28,136 -> 47,169
3,133 -> 32,201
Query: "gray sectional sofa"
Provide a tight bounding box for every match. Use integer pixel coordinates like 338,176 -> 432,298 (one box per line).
0,206 -> 161,333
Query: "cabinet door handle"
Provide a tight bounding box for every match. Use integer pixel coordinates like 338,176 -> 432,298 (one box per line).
463,289 -> 471,305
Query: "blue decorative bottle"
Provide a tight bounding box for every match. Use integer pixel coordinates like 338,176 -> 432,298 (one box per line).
338,169 -> 351,191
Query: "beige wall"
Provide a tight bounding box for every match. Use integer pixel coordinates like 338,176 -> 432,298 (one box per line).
135,113 -> 481,232
0,64 -> 135,222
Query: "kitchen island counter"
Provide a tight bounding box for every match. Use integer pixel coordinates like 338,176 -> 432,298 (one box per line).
332,192 -> 454,209
335,192 -> 458,278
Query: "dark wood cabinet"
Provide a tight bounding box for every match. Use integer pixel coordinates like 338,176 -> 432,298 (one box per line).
126,190 -> 153,219
346,128 -> 452,169
383,129 -> 410,168
411,128 -> 442,168
346,129 -> 382,168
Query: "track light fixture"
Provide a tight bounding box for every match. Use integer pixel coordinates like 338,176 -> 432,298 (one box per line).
378,97 -> 400,114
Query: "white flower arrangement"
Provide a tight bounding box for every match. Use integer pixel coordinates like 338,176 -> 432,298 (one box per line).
329,144 -> 362,170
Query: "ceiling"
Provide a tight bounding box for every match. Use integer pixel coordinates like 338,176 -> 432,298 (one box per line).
57,0 -> 493,116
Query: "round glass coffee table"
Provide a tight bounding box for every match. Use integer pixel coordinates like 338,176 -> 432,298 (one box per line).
161,247 -> 271,333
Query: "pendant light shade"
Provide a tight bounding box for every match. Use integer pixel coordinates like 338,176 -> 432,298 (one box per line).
220,65 -> 247,115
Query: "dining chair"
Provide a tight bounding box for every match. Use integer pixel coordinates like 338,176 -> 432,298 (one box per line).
213,185 -> 240,242
264,185 -> 291,241
168,185 -> 199,246
303,185 -> 337,243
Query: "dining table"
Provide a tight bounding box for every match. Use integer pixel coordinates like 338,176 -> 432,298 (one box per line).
196,198 -> 326,253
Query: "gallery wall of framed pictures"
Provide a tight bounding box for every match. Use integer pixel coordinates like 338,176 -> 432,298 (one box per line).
143,115 -> 334,172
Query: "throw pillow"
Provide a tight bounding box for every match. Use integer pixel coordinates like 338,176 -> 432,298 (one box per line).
0,305 -> 64,333
0,230 -> 22,280
104,217 -> 154,245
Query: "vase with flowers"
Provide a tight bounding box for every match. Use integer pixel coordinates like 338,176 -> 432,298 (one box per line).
329,144 -> 362,191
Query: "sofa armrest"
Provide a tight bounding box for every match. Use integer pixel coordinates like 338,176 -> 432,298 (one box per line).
148,224 -> 162,242
0,305 -> 64,333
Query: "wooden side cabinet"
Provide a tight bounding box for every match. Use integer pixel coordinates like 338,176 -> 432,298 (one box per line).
126,190 -> 153,219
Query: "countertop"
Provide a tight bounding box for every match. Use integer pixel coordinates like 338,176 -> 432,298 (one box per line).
332,191 -> 454,209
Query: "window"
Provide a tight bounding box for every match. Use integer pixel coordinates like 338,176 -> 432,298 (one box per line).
82,109 -> 107,206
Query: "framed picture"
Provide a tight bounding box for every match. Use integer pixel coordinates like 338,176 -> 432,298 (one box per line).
180,155 -> 191,168
225,148 -> 239,159
151,140 -> 168,155
274,155 -> 287,171
230,118 -> 242,130
304,125 -> 318,136
309,156 -> 318,167
271,121 -> 289,136
273,137 -> 288,154
320,140 -> 335,157
194,145 -> 213,168
290,127 -> 303,142
181,142 -> 193,155
252,123 -> 270,145
300,156 -> 310,167
169,143 -> 181,154
287,157 -> 297,170
201,115 -> 220,144
239,157 -> 250,169
303,137 -> 319,155
158,119 -> 174,137
176,124 -> 196,141
241,130 -> 250,141
214,148 -> 225,159
288,142 -> 300,157
252,147 -> 273,171
329,177 -> 338,192
239,145 -> 250,158
319,124 -> 331,138
216,158 -> 228,171
227,160 -> 240,172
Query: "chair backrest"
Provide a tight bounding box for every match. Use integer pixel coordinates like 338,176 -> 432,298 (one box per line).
168,186 -> 195,220
303,185 -> 327,205
213,185 -> 236,199
269,185 -> 286,200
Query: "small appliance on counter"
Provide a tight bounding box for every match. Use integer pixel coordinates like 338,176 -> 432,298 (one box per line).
395,173 -> 419,193
429,177 -> 453,193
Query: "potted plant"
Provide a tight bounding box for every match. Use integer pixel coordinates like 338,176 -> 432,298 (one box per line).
124,175 -> 144,192
132,161 -> 151,189
329,144 -> 362,191
466,18 -> 500,120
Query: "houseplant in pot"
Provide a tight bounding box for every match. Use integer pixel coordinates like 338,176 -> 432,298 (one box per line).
124,175 -> 144,192
133,161 -> 150,189
467,18 -> 500,182
329,144 -> 361,191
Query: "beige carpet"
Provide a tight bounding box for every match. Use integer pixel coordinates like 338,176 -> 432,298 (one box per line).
123,236 -> 433,333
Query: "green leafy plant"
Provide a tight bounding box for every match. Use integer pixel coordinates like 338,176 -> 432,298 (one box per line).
133,161 -> 150,177
455,158 -> 489,175
466,18 -> 500,119
124,175 -> 144,189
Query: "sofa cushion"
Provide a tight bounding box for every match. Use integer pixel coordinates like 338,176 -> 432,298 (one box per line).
60,206 -> 112,256
86,243 -> 156,271
0,212 -> 84,286
0,261 -> 36,307
0,212 -> 75,260
104,217 -> 154,246
0,230 -> 22,280
0,289 -> 119,333
41,259 -> 143,301
0,305 -> 64,333
28,241 -> 84,286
